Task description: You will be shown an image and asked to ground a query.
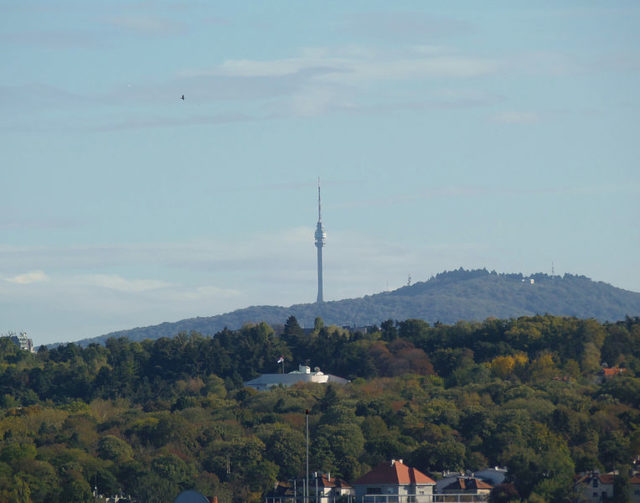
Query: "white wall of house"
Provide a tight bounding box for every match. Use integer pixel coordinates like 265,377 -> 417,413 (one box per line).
576,481 -> 613,502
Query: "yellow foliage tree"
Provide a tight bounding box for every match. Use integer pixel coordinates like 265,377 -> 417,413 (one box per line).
490,355 -> 516,379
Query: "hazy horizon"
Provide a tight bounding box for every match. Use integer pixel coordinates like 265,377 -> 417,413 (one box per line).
47,268 -> 640,347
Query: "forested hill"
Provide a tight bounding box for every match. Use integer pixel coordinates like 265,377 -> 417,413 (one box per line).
7,315 -> 640,502
77,269 -> 640,345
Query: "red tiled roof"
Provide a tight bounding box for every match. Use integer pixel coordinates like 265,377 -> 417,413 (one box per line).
353,460 -> 435,486
318,475 -> 352,489
575,473 -> 615,486
601,368 -> 626,376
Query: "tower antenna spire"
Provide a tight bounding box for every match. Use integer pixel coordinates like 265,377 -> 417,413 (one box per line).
318,177 -> 322,221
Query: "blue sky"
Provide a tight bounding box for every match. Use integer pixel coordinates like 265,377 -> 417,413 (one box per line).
2,1 -> 639,345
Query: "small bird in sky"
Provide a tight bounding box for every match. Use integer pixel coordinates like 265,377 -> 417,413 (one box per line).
181,95 -> 185,100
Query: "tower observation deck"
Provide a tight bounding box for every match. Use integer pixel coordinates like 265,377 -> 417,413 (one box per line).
314,180 -> 326,303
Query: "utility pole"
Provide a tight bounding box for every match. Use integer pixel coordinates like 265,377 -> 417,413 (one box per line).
305,409 -> 310,503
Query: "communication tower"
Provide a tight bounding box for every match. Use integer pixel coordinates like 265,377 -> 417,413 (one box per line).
314,179 -> 326,303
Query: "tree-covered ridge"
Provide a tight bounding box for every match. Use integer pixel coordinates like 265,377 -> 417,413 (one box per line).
1,315 -> 640,503
76,269 -> 640,346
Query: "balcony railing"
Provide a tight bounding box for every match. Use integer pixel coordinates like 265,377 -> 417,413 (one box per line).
266,494 -> 489,503
362,496 -> 489,503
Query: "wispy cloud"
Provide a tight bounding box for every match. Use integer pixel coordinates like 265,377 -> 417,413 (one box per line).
203,46 -> 499,83
5,270 -> 49,285
0,228 -> 481,313
8,221 -> 592,343
6,40 -> 616,133
0,267 -> 244,343
1,42 -> 503,132
0,229 -> 312,276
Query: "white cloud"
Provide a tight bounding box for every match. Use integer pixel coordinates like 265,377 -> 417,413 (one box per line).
204,47 -> 499,84
165,46 -> 500,121
5,270 -> 49,285
0,271 -> 247,344
2,43 -> 503,131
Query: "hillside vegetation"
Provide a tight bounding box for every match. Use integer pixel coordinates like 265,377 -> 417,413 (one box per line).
78,269 -> 640,346
1,315 -> 640,502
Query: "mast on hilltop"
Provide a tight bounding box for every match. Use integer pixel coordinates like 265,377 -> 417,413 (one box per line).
314,178 -> 326,303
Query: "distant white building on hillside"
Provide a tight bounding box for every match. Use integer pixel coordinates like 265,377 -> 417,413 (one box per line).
4,332 -> 35,353
244,365 -> 348,391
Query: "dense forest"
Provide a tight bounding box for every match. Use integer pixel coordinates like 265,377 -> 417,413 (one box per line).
2,315 -> 640,503
76,269 -> 640,346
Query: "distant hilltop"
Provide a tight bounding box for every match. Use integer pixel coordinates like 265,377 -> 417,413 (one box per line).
72,268 -> 640,346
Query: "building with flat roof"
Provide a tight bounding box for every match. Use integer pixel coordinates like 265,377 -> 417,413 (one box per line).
244,365 -> 348,391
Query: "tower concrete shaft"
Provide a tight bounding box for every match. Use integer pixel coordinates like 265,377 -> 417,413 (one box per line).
314,181 -> 326,303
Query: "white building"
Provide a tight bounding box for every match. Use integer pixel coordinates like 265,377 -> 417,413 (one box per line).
244,365 -> 348,391
575,472 -> 640,503
6,332 -> 35,353
574,472 -> 615,502
352,459 -> 436,503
